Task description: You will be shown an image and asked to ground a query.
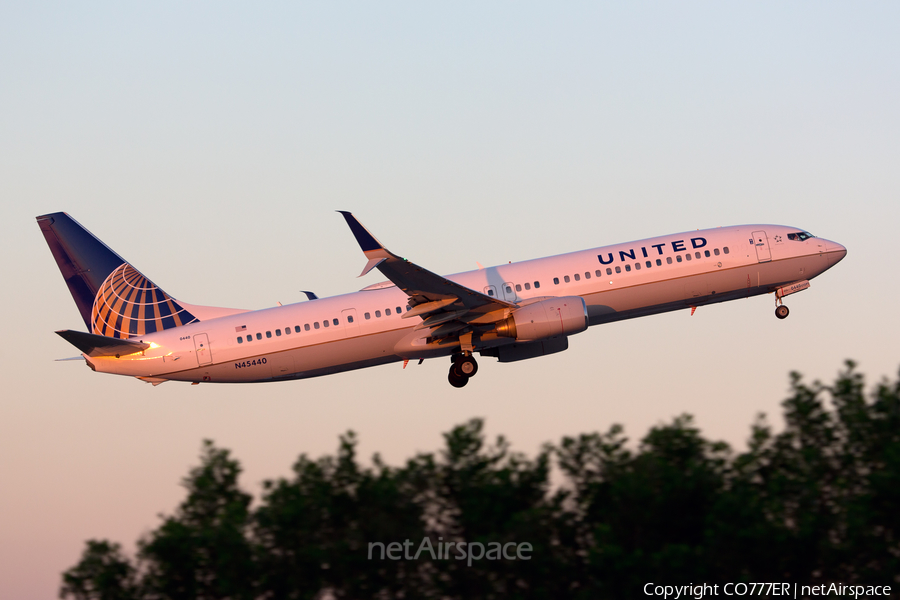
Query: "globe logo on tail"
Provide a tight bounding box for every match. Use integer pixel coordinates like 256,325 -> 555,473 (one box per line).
91,264 -> 198,339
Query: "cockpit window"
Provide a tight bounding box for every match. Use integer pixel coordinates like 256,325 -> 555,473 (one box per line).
787,231 -> 815,241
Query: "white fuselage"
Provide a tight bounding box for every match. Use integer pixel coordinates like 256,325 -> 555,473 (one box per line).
84,224 -> 846,383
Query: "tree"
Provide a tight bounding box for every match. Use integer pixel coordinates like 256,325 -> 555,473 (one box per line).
61,363 -> 900,598
557,415 -> 731,596
253,431 -> 431,599
137,440 -> 255,600
59,540 -> 139,600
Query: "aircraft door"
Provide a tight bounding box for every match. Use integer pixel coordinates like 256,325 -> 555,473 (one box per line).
501,282 -> 518,302
483,285 -> 498,298
193,333 -> 212,366
752,230 -> 772,263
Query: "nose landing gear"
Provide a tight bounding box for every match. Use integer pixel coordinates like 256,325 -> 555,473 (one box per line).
448,354 -> 478,388
774,280 -> 809,320
775,294 -> 790,319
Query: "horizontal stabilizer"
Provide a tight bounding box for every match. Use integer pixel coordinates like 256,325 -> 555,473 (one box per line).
56,330 -> 150,357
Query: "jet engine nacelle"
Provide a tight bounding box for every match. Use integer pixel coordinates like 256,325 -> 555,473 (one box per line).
495,296 -> 588,342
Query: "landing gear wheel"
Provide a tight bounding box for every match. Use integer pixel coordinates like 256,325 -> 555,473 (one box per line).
448,354 -> 477,387
448,367 -> 469,388
457,356 -> 478,377
775,305 -> 790,319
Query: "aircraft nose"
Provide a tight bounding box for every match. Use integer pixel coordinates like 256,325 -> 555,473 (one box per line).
825,240 -> 848,263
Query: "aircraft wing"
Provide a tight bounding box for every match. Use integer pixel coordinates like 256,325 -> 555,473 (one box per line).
339,212 -> 516,338
56,330 -> 150,357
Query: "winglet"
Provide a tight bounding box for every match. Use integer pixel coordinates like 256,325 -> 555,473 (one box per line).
359,257 -> 387,278
338,211 -> 386,253
338,211 -> 395,277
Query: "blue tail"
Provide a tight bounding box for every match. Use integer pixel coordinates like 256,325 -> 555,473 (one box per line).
37,212 -> 198,339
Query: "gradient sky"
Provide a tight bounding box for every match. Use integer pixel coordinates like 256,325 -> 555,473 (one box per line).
2,3 -> 899,598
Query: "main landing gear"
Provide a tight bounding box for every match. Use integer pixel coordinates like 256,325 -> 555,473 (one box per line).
448,353 -> 478,388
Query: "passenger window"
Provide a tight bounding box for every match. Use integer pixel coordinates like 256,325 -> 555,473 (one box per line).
676,255 -> 683,263
723,247 -> 730,254
585,272 -> 591,279
695,252 -> 701,259
615,266 -> 622,274
323,320 -> 329,328
487,288 -> 494,296
625,265 -> 631,272
406,306 -> 411,312
295,325 -> 301,333
704,250 -> 710,257
635,263 -> 641,270
237,337 -> 243,344
714,248 -> 720,256
524,282 -> 531,290
266,331 -> 272,338
375,310 -> 381,318
396,307 -> 402,314
246,335 -> 252,342
256,333 -> 262,340
505,286 -> 512,294
564,275 -> 570,283
515,284 -> 522,292
595,270 -> 602,277
333,318 -> 339,326
347,315 -> 354,323
656,259 -> 662,266
553,277 -> 560,285
646,261 -> 652,268
686,254 -> 692,261
285,327 -> 291,335
667,257 -> 673,264
534,281 -> 540,289
365,312 -> 370,320
304,324 -> 310,331
275,329 -> 281,336
574,274 -> 580,281
314,322 -> 320,329
386,308 -> 391,316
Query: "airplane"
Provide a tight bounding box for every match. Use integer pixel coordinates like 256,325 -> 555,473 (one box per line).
38,212 -> 847,388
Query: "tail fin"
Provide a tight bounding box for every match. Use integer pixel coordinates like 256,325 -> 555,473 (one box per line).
37,212 -> 199,339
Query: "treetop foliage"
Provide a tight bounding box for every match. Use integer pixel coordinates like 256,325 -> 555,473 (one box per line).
61,362 -> 900,599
